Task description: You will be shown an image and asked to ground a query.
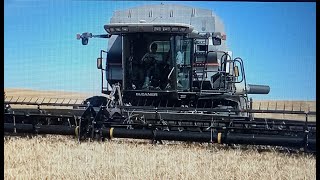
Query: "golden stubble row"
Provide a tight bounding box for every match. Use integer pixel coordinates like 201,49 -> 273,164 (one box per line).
4,135 -> 316,180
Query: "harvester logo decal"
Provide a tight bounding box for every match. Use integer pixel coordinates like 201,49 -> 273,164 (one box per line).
135,92 -> 158,97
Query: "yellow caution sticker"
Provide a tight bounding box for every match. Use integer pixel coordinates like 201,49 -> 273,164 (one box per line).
110,127 -> 114,139
217,132 -> 222,144
75,126 -> 79,138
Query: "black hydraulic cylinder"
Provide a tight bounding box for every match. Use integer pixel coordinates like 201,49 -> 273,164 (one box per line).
102,128 -> 215,142
223,133 -> 304,147
112,128 -> 154,139
101,128 -> 154,139
4,123 -> 34,133
4,123 -> 76,135
35,125 -> 76,135
154,131 -> 214,142
247,84 -> 270,94
223,133 -> 316,152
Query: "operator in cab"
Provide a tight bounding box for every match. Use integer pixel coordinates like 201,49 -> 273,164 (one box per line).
141,43 -> 163,89
176,44 -> 187,89
176,44 -> 187,67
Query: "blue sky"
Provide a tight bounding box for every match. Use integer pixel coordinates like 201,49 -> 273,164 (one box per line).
4,1 -> 316,100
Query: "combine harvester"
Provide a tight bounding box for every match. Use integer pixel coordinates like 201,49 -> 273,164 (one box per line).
4,4 -> 316,153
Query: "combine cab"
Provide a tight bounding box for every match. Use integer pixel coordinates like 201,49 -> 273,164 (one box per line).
4,4 -> 316,153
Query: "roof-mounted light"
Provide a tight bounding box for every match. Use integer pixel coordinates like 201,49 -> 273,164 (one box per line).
153,26 -> 162,32
222,34 -> 227,40
76,33 -> 81,40
163,27 -> 171,32
109,27 -> 115,32
121,27 -> 129,32
179,27 -> 187,32
115,27 -> 121,32
171,27 -> 179,32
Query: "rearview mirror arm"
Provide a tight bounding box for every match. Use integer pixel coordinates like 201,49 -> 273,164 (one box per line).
76,33 -> 112,45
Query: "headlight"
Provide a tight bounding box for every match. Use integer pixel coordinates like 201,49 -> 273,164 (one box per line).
153,27 -> 161,32
121,27 -> 129,32
171,27 -> 179,32
179,27 -> 187,32
163,27 -> 170,32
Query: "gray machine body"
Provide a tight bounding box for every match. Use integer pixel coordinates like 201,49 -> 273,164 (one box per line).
103,4 -> 270,97
106,4 -> 227,82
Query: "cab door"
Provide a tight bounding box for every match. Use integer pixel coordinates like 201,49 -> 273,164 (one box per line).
174,37 -> 193,91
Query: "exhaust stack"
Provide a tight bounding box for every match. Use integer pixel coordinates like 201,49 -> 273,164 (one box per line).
235,84 -> 270,94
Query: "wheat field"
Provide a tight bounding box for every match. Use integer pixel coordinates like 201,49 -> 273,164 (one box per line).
4,136 -> 316,180
4,88 -> 317,179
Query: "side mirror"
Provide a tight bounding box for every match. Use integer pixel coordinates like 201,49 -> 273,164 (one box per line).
82,37 -> 89,45
212,37 -> 221,46
77,32 -> 92,45
234,66 -> 239,77
97,58 -> 102,69
212,32 -> 222,46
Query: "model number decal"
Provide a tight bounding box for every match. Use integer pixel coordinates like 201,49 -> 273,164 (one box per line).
136,93 -> 158,97
179,95 -> 187,98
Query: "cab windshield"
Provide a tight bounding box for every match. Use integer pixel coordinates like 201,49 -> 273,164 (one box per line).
123,33 -> 192,91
